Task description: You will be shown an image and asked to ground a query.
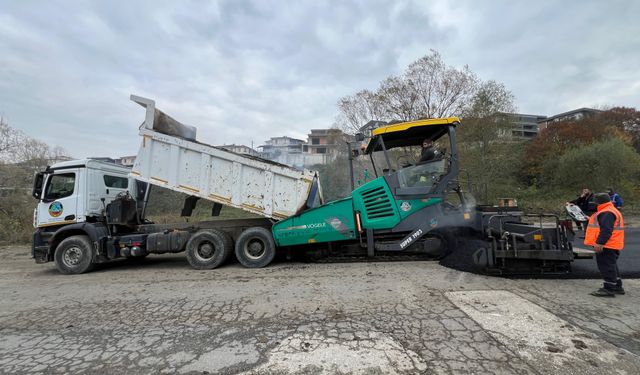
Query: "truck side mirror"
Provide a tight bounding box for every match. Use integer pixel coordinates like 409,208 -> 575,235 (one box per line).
355,132 -> 365,142
32,172 -> 44,199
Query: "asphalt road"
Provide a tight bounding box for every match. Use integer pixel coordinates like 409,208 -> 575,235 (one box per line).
570,228 -> 640,278
439,226 -> 640,279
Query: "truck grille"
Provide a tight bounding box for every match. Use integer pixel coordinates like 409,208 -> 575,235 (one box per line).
362,186 -> 394,219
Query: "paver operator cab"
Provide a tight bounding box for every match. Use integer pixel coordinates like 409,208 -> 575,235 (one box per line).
31,95 -> 578,275
273,117 -> 473,258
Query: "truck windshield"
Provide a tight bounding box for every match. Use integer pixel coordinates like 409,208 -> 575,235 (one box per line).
44,173 -> 75,200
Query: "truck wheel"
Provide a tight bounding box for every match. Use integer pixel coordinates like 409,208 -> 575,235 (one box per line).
185,229 -> 232,269
235,227 -> 276,268
54,235 -> 95,274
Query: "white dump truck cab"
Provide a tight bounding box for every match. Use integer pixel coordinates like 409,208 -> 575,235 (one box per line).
31,159 -> 145,273
32,159 -> 136,227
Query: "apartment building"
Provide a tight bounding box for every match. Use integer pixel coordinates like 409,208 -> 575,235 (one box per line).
538,108 -> 602,130
218,144 -> 259,157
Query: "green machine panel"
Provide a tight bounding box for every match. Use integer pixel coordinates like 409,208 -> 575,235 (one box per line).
352,177 -> 442,229
395,197 -> 443,219
352,177 -> 401,229
272,197 -> 357,247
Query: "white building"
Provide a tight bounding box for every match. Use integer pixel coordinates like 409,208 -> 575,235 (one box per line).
218,144 -> 259,157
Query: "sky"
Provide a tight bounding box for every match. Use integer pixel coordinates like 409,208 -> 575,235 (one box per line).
1,0 -> 639,158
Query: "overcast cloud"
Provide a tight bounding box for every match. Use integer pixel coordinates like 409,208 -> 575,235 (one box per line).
1,0 -> 639,158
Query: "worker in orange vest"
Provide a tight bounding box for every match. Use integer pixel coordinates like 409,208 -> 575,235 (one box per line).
584,193 -> 625,297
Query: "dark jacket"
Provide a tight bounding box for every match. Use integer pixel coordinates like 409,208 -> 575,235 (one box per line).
571,193 -> 595,215
420,147 -> 436,162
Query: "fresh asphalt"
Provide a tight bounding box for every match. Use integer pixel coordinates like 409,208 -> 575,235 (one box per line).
570,227 -> 640,279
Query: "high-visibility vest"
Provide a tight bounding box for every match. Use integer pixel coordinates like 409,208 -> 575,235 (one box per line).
584,202 -> 624,250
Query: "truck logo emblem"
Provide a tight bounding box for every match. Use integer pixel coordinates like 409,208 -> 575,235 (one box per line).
48,202 -> 63,217
400,202 -> 411,212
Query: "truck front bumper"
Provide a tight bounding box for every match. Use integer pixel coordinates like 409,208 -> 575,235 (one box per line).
33,246 -> 50,263
32,230 -> 52,263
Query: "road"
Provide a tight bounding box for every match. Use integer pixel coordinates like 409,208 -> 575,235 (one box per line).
0,244 -> 639,374
571,228 -> 640,278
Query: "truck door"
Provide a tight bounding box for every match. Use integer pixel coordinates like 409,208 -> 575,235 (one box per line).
36,169 -> 79,227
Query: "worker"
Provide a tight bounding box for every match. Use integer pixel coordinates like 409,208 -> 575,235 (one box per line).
419,139 -> 436,162
567,188 -> 595,230
607,188 -> 623,209
584,193 -> 625,297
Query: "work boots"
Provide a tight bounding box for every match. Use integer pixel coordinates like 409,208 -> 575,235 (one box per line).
591,283 -> 625,297
590,288 -> 615,297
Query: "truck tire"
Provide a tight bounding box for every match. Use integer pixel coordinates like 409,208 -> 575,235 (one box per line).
235,227 -> 276,268
54,235 -> 95,274
185,229 -> 232,270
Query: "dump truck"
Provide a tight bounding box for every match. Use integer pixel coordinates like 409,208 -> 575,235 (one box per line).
31,95 -> 589,275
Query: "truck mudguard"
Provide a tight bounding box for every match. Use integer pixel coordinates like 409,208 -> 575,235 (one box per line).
49,223 -> 109,256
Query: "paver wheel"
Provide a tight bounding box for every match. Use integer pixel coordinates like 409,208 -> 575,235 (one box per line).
54,235 -> 95,274
235,227 -> 276,268
185,229 -> 232,270
425,229 -> 455,260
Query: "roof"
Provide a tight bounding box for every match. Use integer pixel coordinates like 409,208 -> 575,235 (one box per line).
503,112 -> 547,120
371,117 -> 460,136
48,158 -> 131,172
365,117 -> 460,153
540,107 -> 602,123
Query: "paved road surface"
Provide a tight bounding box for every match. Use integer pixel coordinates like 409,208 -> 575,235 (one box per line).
1,245 -> 639,374
571,228 -> 640,278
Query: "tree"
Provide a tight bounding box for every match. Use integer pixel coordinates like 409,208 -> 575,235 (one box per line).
455,81 -> 519,203
335,50 -> 480,134
524,108 -> 638,184
404,51 -> 479,119
458,81 -> 517,147
545,138 -> 640,193
0,120 -> 71,244
0,116 -> 24,160
336,89 -> 388,134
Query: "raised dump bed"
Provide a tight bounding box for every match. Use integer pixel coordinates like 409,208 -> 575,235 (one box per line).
129,95 -> 322,220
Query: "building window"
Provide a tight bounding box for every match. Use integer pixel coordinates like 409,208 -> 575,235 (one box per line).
317,147 -> 327,154
311,137 -> 320,145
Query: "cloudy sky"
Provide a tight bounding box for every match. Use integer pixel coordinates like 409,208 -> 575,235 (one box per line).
1,0 -> 639,158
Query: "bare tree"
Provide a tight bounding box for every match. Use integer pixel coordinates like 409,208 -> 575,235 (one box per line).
335,50 -> 481,134
0,120 -> 72,244
405,51 -> 479,119
377,76 -> 419,121
0,117 -> 24,160
335,89 -> 387,134
0,120 -> 71,184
